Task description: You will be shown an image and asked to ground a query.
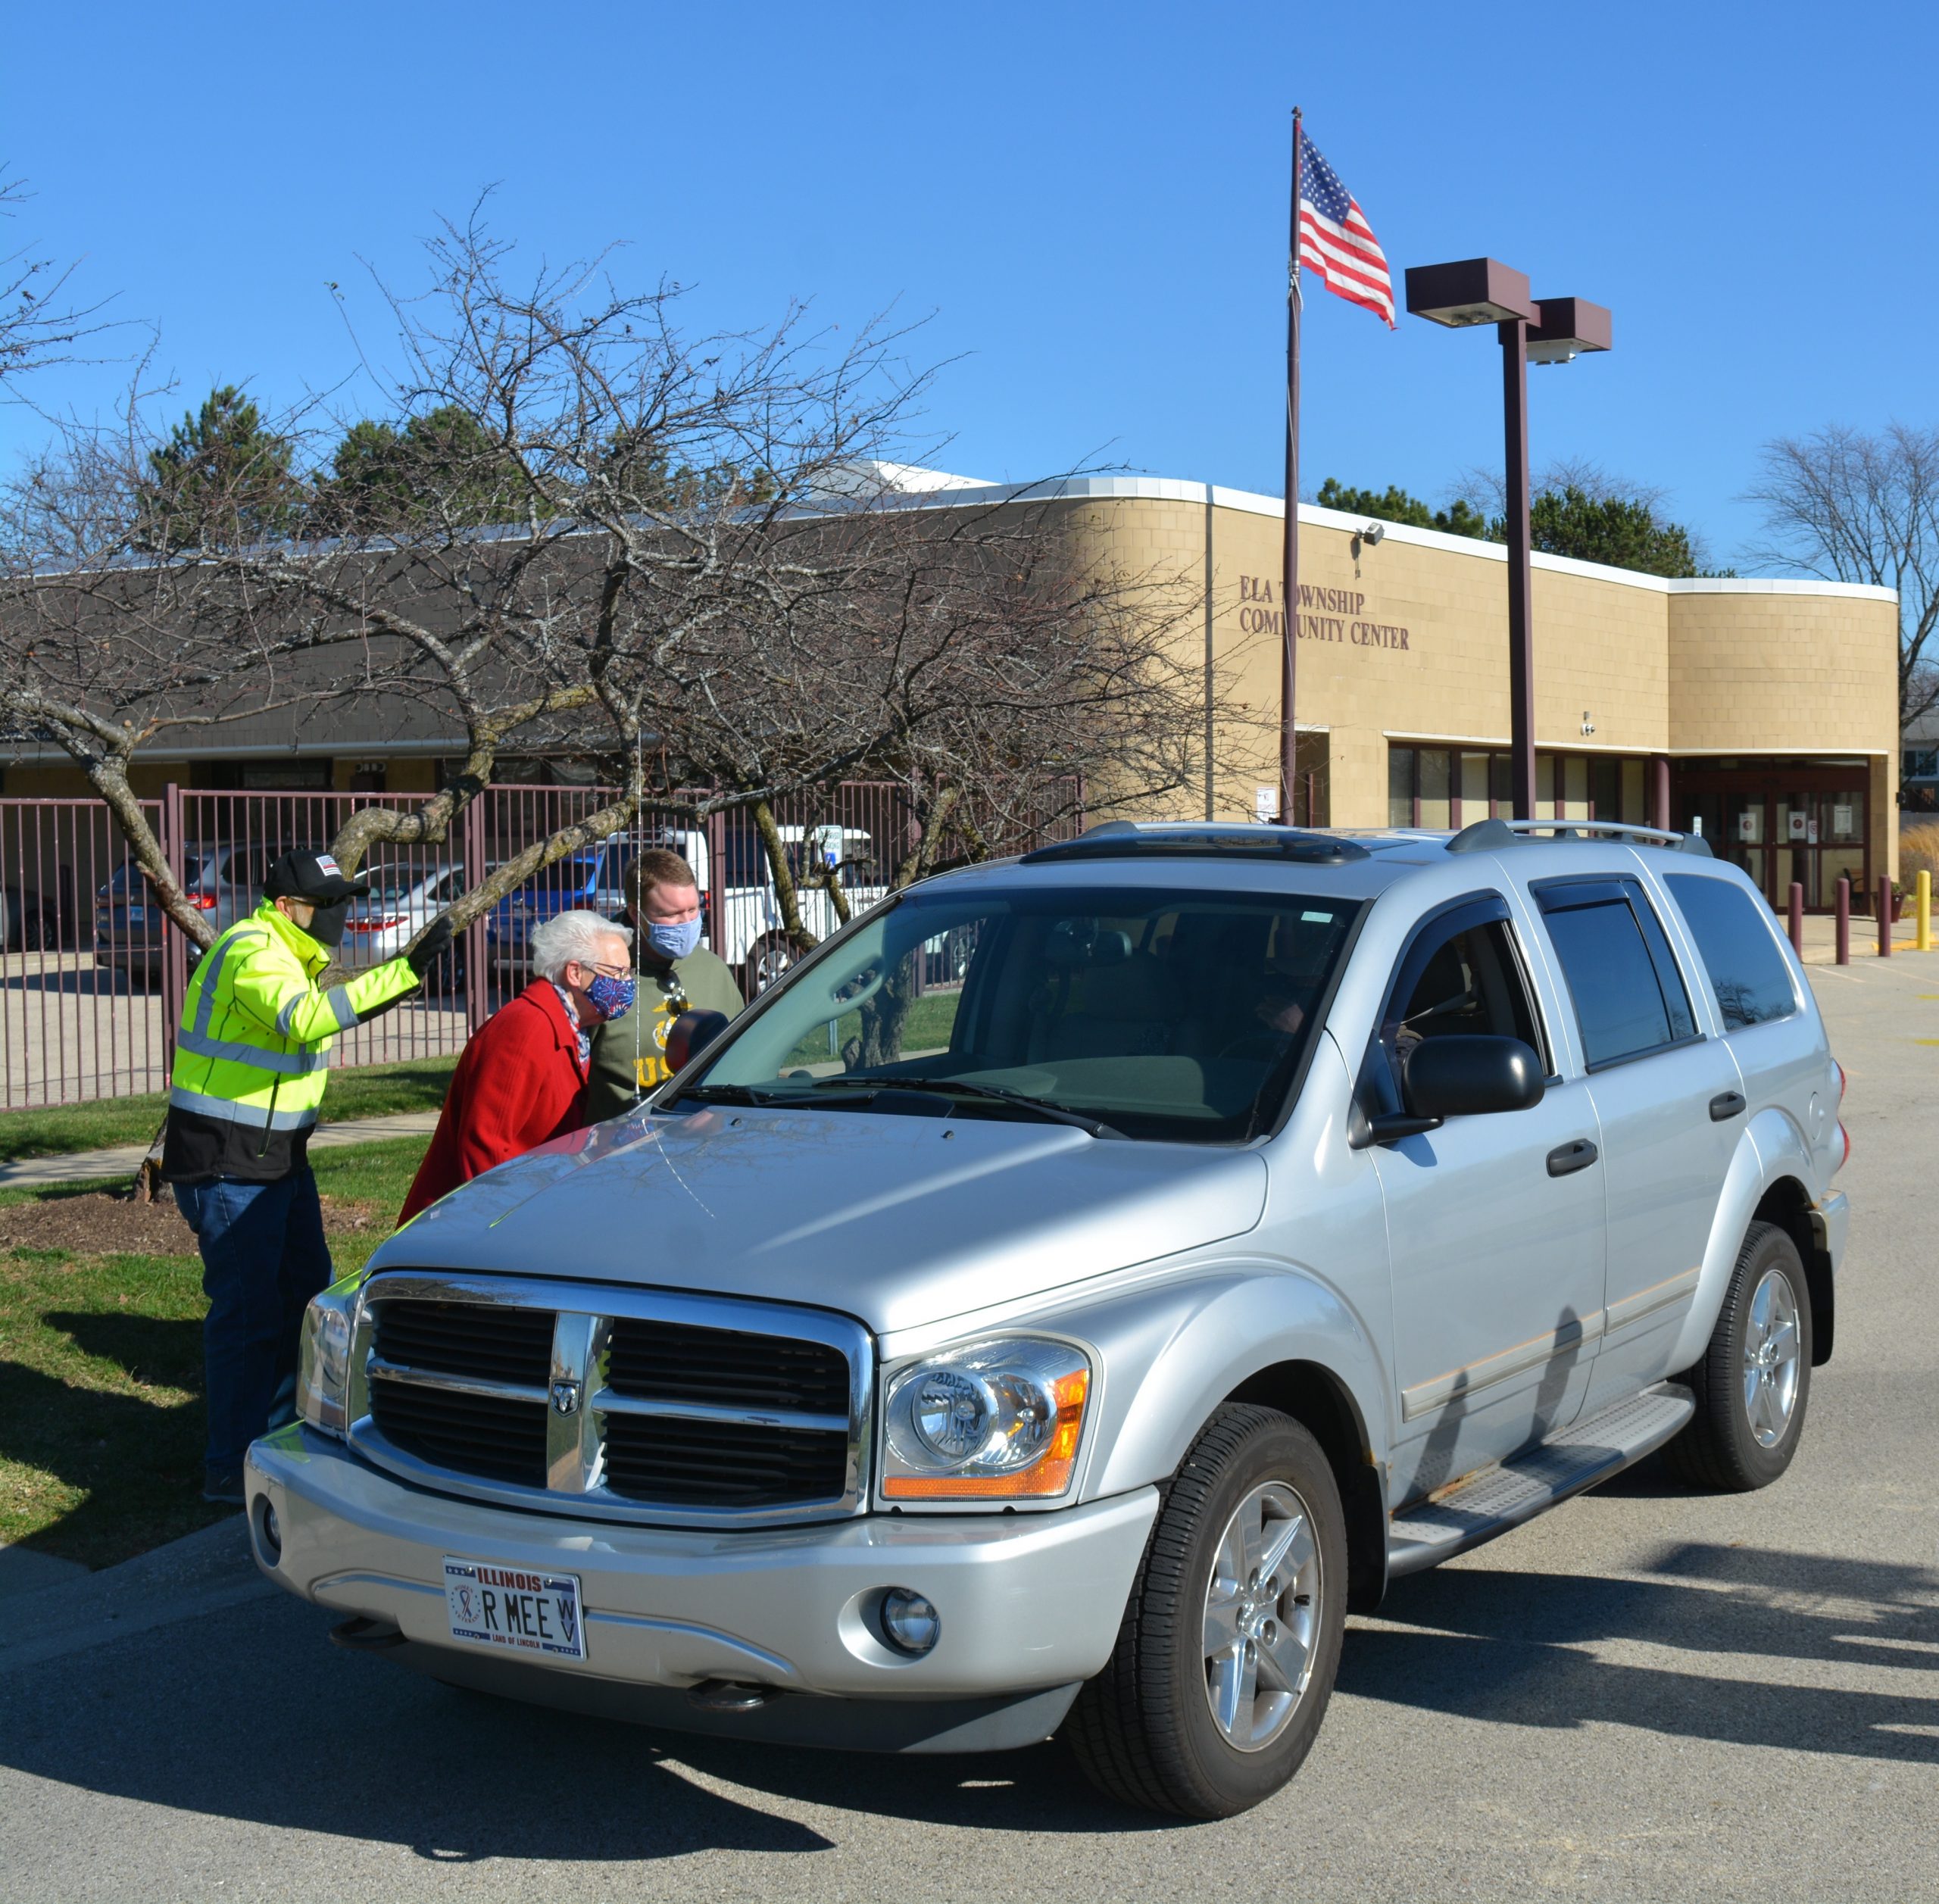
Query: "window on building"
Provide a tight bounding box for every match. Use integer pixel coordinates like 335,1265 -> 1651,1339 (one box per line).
1388,747 -> 1416,826
1664,874 -> 1798,1029
1534,878 -> 1696,1068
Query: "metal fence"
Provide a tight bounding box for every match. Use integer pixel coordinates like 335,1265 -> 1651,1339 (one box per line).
0,779 -> 1081,1111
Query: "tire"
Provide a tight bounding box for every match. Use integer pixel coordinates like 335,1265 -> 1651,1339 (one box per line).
1065,1405 -> 1347,1818
742,932 -> 795,1002
1664,1220 -> 1813,1492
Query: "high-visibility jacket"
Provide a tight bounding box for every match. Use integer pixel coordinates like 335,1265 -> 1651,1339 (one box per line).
161,900 -> 421,1184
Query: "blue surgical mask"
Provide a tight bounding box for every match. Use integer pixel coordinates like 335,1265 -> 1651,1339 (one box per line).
645,917 -> 703,963
585,971 -> 637,1021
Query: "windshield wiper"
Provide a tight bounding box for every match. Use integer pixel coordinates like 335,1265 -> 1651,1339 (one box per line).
804,1072 -> 1123,1138
665,1082 -> 777,1109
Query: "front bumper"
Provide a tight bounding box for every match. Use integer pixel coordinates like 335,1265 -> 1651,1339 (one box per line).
246,1428 -> 1157,1748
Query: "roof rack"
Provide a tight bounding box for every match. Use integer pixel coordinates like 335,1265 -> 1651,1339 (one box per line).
1447,816 -> 1713,857
1020,821 -> 1371,867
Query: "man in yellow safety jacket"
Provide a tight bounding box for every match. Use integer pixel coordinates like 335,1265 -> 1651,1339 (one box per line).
162,848 -> 451,1503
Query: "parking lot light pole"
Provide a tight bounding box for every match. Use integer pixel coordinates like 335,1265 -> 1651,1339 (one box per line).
1403,260 -> 1612,820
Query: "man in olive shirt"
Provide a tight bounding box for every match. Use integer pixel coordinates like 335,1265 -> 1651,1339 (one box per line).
587,847 -> 744,1120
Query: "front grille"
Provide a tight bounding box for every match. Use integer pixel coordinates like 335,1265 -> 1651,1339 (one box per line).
375,1300 -> 554,1386
352,1278 -> 868,1525
368,1381 -> 548,1487
605,1318 -> 850,1416
603,1415 -> 851,1506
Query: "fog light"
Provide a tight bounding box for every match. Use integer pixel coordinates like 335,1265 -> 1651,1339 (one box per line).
881,1587 -> 940,1656
253,1494 -> 282,1567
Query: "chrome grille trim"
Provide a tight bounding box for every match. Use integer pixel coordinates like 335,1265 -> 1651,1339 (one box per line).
345,1270 -> 874,1528
365,1355 -> 548,1406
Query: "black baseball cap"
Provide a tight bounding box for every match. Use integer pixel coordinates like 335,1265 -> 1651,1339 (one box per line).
262,850 -> 370,905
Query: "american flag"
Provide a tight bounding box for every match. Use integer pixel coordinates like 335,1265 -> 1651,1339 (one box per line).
1297,130 -> 1394,329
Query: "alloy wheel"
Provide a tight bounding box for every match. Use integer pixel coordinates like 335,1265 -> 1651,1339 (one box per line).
1741,1266 -> 1802,1449
1201,1480 -> 1322,1751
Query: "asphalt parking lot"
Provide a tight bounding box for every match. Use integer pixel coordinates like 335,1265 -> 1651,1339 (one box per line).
1,959 -> 1932,1902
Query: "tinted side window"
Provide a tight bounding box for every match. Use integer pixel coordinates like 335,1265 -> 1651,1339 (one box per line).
1366,900 -> 1545,1111
1666,874 -> 1798,1029
1537,880 -> 1696,1068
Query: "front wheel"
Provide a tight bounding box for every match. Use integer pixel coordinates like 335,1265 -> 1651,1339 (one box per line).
1664,1219 -> 1813,1492
1064,1406 -> 1347,1818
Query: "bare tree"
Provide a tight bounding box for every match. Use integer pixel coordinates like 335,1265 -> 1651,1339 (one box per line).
1,172 -> 113,392
1743,423 -> 1939,729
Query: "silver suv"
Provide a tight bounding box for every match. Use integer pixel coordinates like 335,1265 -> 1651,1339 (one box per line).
251,819 -> 1848,1818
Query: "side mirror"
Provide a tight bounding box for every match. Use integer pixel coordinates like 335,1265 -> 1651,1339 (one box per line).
1404,1035 -> 1545,1119
664,1009 -> 730,1075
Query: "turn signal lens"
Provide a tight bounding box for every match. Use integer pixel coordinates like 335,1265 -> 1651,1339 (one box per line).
296,1276 -> 363,1435
882,1339 -> 1091,1501
1837,1122 -> 1850,1174
1834,1061 -> 1848,1103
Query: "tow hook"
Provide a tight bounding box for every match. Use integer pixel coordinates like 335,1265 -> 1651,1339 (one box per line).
329,1615 -> 408,1652
687,1678 -> 777,1712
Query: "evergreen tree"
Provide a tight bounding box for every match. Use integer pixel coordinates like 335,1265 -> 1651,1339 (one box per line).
1525,484 -> 1700,578
136,385 -> 305,551
1315,476 -> 1489,539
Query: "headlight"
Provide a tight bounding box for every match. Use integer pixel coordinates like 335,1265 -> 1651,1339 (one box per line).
296,1276 -> 362,1436
882,1337 -> 1091,1500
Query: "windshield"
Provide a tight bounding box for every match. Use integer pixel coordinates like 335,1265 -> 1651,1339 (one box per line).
685,882 -> 1359,1144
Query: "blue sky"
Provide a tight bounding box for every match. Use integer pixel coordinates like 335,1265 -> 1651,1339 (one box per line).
4,0 -> 1934,563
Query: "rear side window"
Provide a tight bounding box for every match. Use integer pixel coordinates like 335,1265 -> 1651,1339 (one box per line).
1535,878 -> 1697,1069
1665,875 -> 1798,1030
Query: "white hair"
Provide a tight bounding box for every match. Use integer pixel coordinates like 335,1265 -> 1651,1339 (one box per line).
529,909 -> 632,982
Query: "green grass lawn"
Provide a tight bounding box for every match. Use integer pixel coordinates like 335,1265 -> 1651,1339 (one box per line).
0,1135 -> 431,1568
778,991 -> 962,1069
0,1055 -> 457,1164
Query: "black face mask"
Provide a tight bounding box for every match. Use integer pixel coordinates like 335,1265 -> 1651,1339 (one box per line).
301,900 -> 352,950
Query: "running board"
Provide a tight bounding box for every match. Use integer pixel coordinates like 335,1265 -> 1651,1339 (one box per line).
1387,1381 -> 1694,1579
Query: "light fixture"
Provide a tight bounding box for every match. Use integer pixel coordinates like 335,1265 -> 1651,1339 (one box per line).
1528,297 -> 1613,367
1361,521 -> 1386,545
1403,258 -> 1536,328
1581,710 -> 1596,735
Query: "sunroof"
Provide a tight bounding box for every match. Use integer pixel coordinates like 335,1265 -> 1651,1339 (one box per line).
1020,826 -> 1370,867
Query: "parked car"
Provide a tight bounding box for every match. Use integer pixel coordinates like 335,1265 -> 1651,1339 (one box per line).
484,824 -> 884,996
92,844 -> 273,988
339,861 -> 465,991
251,817 -> 1847,1817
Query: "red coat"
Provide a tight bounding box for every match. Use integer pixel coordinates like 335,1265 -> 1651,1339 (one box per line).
399,981 -> 589,1224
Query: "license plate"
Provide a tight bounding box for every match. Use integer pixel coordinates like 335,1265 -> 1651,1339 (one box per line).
442,1556 -> 586,1660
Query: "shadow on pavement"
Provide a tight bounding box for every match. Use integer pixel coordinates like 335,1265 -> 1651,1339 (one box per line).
1341,1540 -> 1939,1761
0,1593 -> 1160,1860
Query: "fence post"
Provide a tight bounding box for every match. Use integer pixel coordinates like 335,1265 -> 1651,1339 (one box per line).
463,795 -> 489,1039
159,782 -> 188,1068
1788,882 -> 1805,958
1920,869 -> 1933,953
1879,874 -> 1894,958
1835,875 -> 1850,966
705,809 -> 728,966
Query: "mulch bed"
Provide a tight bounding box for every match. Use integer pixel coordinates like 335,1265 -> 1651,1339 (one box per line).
0,1190 -> 384,1257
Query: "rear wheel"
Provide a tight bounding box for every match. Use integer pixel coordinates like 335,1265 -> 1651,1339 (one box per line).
1665,1220 -> 1812,1492
741,932 -> 795,1002
1065,1406 -> 1346,1818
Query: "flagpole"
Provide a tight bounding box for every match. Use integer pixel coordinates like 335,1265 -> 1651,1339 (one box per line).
1281,106 -> 1303,823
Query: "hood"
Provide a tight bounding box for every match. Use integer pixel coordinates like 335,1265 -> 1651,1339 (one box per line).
380,1105 -> 1269,1333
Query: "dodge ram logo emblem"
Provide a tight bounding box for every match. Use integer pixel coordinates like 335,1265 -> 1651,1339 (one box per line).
550,1378 -> 581,1416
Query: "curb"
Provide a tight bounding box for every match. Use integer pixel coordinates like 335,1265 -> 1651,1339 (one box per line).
0,1515 -> 275,1676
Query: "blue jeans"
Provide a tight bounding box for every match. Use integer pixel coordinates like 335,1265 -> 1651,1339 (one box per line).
176,1167 -> 335,1475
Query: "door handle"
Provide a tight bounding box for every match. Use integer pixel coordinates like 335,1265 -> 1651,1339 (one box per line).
1709,1091 -> 1747,1122
1546,1138 -> 1599,1178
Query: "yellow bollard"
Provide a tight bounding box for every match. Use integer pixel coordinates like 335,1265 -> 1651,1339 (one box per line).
1921,869 -> 1933,953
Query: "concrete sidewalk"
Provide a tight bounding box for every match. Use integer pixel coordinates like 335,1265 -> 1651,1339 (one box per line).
0,1110 -> 440,1191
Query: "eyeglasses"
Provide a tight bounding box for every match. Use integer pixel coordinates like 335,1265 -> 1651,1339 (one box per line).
580,960 -> 632,980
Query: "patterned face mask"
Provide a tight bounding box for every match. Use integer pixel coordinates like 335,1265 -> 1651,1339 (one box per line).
585,972 -> 638,1022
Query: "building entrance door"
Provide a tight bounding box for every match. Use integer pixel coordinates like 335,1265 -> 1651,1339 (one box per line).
1677,763 -> 1873,914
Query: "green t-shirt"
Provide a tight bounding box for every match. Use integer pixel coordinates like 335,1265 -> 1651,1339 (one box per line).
586,944 -> 745,1122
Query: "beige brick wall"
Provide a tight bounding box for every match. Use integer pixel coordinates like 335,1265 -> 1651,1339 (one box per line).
1058,493 -> 1899,866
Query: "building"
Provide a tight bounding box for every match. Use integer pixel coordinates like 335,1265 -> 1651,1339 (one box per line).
1050,476 -> 1899,910
0,470 -> 1901,910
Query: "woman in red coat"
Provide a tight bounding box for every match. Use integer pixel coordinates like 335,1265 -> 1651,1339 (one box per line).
398,910 -> 637,1225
